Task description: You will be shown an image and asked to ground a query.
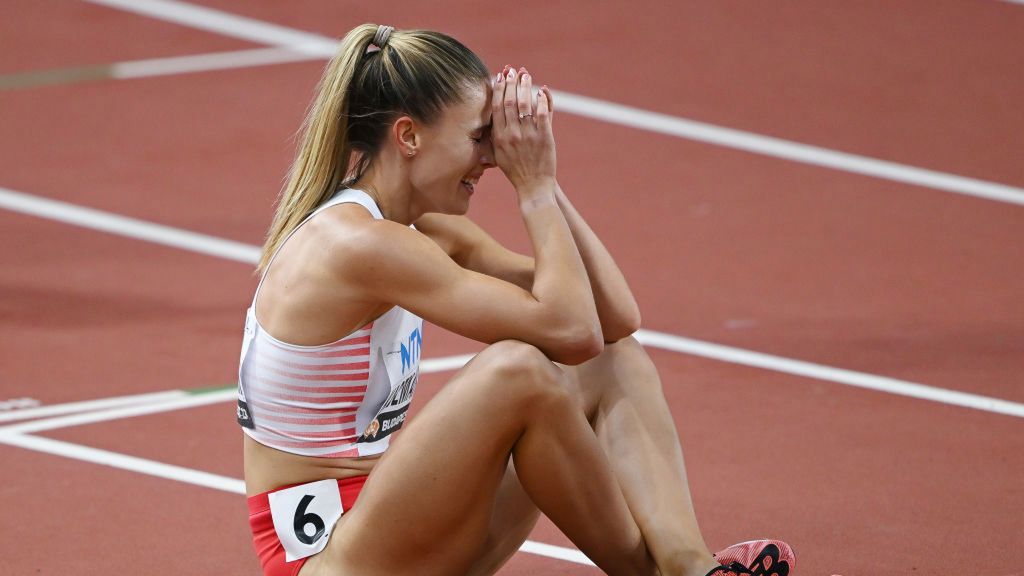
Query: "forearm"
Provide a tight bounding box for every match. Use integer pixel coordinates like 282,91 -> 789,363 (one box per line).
519,180 -> 603,349
555,183 -> 641,341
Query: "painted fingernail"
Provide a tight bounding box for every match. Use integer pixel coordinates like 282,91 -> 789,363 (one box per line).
495,72 -> 502,84
507,69 -> 516,80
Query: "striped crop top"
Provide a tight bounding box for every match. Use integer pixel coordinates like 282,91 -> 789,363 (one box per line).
235,188 -> 423,458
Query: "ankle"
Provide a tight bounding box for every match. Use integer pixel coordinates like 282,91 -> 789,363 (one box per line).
658,550 -> 720,576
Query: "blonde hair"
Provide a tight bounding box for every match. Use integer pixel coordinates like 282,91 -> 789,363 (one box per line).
257,24 -> 489,273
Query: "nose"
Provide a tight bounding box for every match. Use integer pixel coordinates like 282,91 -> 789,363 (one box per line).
479,138 -> 496,169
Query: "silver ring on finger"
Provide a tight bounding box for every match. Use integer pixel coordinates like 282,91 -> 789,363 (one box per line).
518,112 -> 534,120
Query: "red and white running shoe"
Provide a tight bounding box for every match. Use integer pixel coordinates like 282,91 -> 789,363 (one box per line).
713,539 -> 795,576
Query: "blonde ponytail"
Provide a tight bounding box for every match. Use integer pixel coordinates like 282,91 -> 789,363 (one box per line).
257,24 -> 489,273
257,24 -> 377,273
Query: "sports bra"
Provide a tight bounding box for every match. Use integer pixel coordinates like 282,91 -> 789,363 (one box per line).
235,188 -> 423,458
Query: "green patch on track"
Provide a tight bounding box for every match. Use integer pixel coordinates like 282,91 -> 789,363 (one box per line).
186,384 -> 235,396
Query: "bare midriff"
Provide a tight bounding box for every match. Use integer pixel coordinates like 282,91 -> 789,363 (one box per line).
243,434 -> 380,496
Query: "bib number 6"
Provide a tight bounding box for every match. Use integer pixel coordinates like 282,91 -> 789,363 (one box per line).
268,479 -> 344,561
294,495 -> 326,544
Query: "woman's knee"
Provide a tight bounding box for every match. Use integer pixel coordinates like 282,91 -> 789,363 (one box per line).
471,340 -> 574,410
578,335 -> 664,401
602,334 -> 646,361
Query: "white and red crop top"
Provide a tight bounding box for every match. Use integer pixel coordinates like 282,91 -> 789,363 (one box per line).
236,188 -> 423,458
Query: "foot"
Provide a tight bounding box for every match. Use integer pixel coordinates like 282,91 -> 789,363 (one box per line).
704,564 -> 754,576
713,539 -> 794,576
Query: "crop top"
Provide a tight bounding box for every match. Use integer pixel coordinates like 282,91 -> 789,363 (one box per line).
235,188 -> 423,458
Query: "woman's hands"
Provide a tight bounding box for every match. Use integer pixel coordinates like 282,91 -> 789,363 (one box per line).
491,65 -> 556,196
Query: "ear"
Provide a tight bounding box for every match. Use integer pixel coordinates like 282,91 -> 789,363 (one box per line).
393,115 -> 419,157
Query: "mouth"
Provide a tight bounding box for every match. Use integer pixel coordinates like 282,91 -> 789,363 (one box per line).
460,178 -> 476,195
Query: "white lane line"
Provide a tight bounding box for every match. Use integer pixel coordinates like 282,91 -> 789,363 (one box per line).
552,91 -> 1024,207
0,390 -> 234,435
113,46 -> 324,79
519,540 -> 595,567
80,0 -> 1024,207
0,431 -> 596,567
0,433 -> 247,493
0,390 -> 184,423
0,354 -> 476,434
0,47 -> 321,91
0,187 -> 260,263
4,184 -> 1021,419
635,329 -> 1024,419
82,0 -> 335,55
0,398 -> 40,412
420,353 -> 476,373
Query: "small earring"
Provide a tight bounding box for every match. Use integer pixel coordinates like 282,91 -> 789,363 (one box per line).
407,150 -> 415,157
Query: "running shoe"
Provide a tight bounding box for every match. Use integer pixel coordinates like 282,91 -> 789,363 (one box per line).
704,563 -> 754,576
713,539 -> 794,576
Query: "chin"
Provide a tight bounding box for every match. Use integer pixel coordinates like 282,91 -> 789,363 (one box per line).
451,197 -> 471,215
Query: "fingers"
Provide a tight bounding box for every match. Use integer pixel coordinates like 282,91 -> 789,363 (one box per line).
535,84 -> 551,132
491,64 -> 511,132
492,65 -> 546,130
502,67 -> 521,137
516,68 -> 533,121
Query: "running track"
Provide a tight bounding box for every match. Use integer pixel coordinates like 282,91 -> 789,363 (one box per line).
1,2 -> 1022,574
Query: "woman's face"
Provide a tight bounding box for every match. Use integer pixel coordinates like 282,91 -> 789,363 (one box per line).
408,81 -> 494,215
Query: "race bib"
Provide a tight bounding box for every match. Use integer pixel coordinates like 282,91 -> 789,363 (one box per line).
268,479 -> 344,562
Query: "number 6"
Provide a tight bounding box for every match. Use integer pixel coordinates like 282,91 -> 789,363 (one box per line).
293,494 -> 326,545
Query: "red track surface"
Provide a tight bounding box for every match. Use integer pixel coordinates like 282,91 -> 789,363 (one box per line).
2,2 -> 1022,575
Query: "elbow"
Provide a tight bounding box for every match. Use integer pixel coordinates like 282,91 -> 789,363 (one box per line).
603,304 -> 642,344
548,324 -> 604,365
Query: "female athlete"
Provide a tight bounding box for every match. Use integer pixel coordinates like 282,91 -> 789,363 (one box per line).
238,23 -> 793,576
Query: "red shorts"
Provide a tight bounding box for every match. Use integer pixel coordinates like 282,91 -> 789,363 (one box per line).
247,476 -> 368,576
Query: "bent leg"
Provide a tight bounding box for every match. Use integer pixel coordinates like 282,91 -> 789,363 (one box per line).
467,337 -> 723,576
563,336 -> 720,576
464,460 -> 540,576
308,341 -> 657,576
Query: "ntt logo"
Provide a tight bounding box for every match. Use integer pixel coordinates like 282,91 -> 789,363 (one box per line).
399,328 -> 423,373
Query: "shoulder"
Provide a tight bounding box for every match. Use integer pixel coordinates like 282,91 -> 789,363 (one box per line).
316,206 -> 447,278
413,213 -> 483,264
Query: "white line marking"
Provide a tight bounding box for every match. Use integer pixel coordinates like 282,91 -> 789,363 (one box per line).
635,329 -> 1024,418
81,0 -> 1024,207
4,184 -> 1021,418
82,0 -> 335,55
0,352 -> 476,435
113,46 -> 323,79
420,353 -> 476,373
519,540 -> 596,566
0,398 -> 40,412
0,430 -> 597,567
551,91 -> 1024,207
0,186 -> 261,263
0,433 -> 247,493
0,390 -> 234,435
0,390 -> 183,423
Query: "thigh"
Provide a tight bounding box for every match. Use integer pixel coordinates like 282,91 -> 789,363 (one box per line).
559,336 -> 655,420
465,460 -> 541,576
305,341 -> 558,576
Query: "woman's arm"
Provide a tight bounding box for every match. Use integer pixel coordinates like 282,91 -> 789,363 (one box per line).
553,182 -> 641,342
338,195 -> 602,365
337,69 -> 602,365
417,200 -> 641,343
